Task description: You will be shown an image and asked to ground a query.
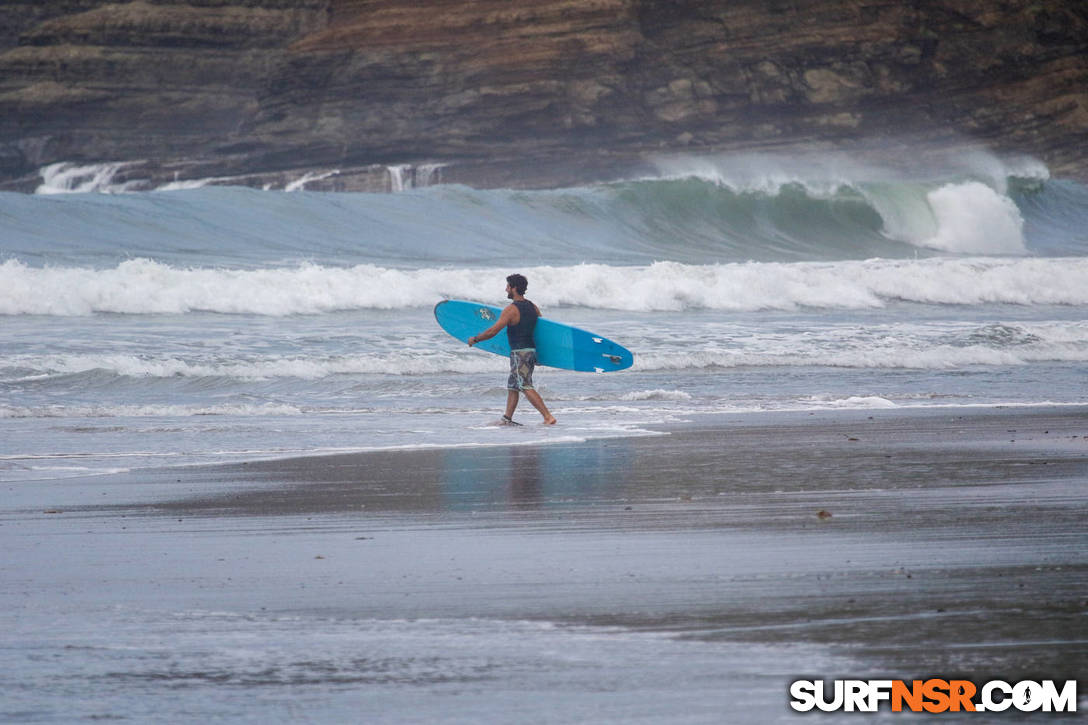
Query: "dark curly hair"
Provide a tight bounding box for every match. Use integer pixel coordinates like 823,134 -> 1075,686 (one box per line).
506,273 -> 528,295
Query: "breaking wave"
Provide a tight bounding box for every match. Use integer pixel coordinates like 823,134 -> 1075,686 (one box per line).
2,257 -> 1086,316
5,150 -> 1086,271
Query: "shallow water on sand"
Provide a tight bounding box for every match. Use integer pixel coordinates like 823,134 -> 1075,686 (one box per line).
3,409 -> 1085,722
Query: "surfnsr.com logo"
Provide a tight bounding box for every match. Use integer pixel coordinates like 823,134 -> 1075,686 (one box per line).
789,679 -> 1078,713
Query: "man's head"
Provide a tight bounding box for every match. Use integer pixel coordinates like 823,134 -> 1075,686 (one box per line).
506,273 -> 528,298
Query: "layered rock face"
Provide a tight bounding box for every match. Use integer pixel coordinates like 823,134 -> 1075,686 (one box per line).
1,0 -> 1086,191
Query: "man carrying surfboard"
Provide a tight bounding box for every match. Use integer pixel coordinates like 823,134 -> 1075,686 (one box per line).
467,274 -> 557,425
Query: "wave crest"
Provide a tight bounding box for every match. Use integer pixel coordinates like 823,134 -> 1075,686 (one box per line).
3,257 -> 1087,316
6,152 -> 1086,269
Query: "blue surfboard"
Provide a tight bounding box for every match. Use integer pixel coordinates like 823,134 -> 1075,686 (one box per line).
434,299 -> 634,373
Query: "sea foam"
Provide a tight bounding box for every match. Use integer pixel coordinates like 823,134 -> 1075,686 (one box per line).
921,182 -> 1026,254
2,351 -> 500,381
0,402 -> 303,419
2,257 -> 1086,316
35,162 -> 141,195
649,150 -> 1037,255
7,324 -> 1084,383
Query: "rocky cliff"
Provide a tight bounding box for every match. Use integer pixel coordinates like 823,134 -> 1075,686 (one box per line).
1,0 -> 1086,191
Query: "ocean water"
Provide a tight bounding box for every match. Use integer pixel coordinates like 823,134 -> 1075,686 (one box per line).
4,151 -> 1088,724
2,151 -> 1087,481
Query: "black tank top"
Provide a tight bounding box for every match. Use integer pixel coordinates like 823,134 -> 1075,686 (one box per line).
507,300 -> 539,350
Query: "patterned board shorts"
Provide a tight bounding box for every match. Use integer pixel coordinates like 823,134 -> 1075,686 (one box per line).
507,348 -> 537,391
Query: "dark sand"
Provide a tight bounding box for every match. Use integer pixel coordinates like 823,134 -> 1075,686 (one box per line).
4,406 -> 1086,721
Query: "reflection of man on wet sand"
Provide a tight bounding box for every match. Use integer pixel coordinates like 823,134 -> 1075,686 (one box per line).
468,274 -> 557,425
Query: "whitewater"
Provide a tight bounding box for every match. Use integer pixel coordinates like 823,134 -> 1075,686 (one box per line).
2,151 -> 1087,480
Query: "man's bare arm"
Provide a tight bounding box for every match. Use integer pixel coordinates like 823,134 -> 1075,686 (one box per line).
468,305 -> 518,346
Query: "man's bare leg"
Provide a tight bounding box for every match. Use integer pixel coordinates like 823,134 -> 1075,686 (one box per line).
504,390 -> 519,420
523,389 -> 557,424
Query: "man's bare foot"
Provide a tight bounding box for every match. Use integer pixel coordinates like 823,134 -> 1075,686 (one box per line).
543,416 -> 557,425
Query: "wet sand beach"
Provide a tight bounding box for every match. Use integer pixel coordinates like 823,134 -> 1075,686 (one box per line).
2,406 -> 1086,722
